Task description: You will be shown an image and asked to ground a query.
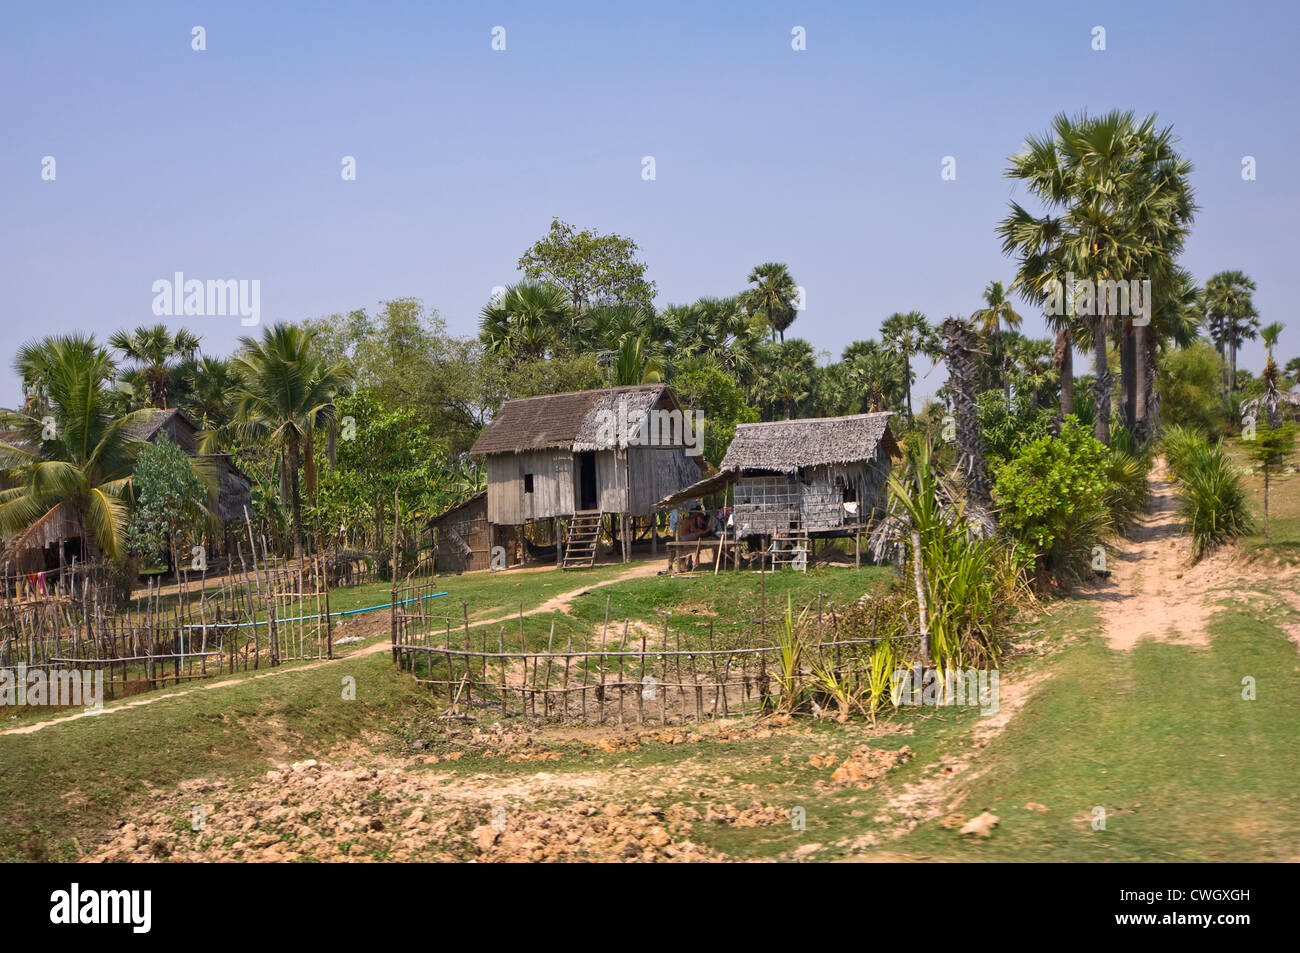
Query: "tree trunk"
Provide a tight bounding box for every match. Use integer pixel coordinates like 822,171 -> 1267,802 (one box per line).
1120,316 -> 1136,433
903,352 -> 914,423
287,438 -> 304,560
1093,315 -> 1111,447
1133,321 -> 1147,444
1055,328 -> 1074,418
1143,329 -> 1159,439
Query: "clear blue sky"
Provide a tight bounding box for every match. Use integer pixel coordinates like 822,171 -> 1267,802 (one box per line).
3,0 -> 1296,403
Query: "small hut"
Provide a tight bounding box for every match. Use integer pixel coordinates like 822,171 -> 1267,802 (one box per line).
470,385 -> 703,567
429,492 -> 492,573
658,413 -> 899,565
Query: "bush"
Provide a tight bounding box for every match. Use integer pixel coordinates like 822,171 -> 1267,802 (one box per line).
977,390 -> 1056,466
1105,448 -> 1150,529
1165,430 -> 1252,560
992,417 -> 1113,581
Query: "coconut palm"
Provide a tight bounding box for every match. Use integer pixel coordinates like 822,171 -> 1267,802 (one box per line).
743,263 -> 799,343
109,324 -> 201,409
0,335 -> 158,561
879,311 -> 936,423
1203,271 -> 1259,394
230,323 -> 351,559
609,335 -> 664,386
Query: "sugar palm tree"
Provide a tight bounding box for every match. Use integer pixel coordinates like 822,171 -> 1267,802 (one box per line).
1000,110 -> 1195,445
970,281 -> 1023,400
743,262 -> 799,343
609,335 -> 664,386
230,323 -> 351,559
479,282 -> 572,359
879,311 -> 936,423
1203,271 -> 1259,394
109,324 -> 201,409
0,335 -> 159,561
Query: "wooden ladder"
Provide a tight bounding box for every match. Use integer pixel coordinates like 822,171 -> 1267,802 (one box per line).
768,513 -> 809,571
562,511 -> 603,569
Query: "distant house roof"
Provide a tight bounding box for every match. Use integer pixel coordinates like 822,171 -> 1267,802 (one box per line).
121,407 -> 189,443
719,413 -> 899,474
470,385 -> 680,455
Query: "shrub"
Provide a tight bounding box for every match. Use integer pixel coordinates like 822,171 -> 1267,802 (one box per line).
992,417 -> 1112,581
1172,439 -> 1252,560
1105,448 -> 1150,529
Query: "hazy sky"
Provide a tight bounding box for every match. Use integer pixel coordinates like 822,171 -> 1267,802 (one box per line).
3,1 -> 1296,404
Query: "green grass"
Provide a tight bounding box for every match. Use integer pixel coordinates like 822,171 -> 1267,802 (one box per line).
3,554 -> 1295,862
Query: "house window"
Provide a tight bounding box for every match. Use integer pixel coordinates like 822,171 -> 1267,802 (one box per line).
524,473 -> 534,494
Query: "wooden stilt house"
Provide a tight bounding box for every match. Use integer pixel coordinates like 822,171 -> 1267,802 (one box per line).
469,385 -> 703,568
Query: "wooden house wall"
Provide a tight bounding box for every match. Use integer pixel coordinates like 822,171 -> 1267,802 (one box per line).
486,450 -> 575,525
434,497 -> 492,573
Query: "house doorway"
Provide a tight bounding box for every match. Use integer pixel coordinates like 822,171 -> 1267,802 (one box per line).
576,451 -> 598,511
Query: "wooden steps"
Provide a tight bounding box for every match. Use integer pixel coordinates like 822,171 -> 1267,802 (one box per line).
562,511 -> 603,569
768,524 -> 809,571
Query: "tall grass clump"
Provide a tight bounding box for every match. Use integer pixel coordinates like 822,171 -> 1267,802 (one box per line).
1172,439 -> 1252,561
1161,424 -> 1206,477
1165,427 -> 1251,560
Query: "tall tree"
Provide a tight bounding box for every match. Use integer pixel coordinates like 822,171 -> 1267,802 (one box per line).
1000,110 -> 1195,445
1203,271 -> 1259,394
109,324 -> 201,409
517,217 -> 656,313
479,282 -> 572,359
0,335 -> 162,561
879,311 -> 936,423
743,262 -> 799,343
230,324 -> 351,560
970,281 -> 1023,400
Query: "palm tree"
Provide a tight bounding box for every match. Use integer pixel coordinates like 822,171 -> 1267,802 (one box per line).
0,335 -> 159,561
970,281 -> 1023,399
1203,271 -> 1259,394
609,335 -> 664,386
743,263 -> 799,343
109,324 -> 201,409
1000,110 -> 1195,445
879,311 -> 936,423
479,282 -> 572,359
846,343 -> 905,414
230,323 -> 351,560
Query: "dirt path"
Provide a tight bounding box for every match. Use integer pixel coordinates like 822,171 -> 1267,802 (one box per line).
1083,460 -> 1239,651
1,561 -> 665,738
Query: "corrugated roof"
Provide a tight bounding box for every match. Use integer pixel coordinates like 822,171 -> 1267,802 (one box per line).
719,413 -> 898,473
470,385 -> 678,455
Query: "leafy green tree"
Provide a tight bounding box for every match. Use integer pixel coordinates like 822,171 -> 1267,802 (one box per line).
309,390 -> 457,550
670,358 -> 759,466
517,217 -> 656,313
127,434 -> 210,569
479,283 -> 571,359
992,418 -> 1113,579
1243,419 -> 1296,542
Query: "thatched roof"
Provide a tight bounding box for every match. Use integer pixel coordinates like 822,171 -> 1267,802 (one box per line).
470,385 -> 680,455
656,412 -> 899,508
720,413 -> 898,473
